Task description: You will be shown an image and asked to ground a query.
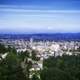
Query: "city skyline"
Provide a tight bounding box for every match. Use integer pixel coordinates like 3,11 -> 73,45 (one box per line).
0,0 -> 80,34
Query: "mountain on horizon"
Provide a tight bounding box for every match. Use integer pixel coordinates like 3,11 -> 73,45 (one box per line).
0,33 -> 80,41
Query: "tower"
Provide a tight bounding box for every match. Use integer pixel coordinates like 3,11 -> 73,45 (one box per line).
30,38 -> 33,47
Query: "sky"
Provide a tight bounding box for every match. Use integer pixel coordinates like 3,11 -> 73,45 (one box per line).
0,0 -> 80,34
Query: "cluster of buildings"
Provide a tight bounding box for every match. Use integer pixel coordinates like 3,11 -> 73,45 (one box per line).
0,38 -> 80,58
0,38 -> 80,77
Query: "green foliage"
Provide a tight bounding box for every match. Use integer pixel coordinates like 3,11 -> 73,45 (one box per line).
19,50 -> 30,61
0,52 -> 27,80
0,44 -> 29,80
40,55 -> 80,80
32,50 -> 37,60
2,44 -> 80,80
0,44 -> 7,54
31,50 -> 39,61
32,74 -> 40,80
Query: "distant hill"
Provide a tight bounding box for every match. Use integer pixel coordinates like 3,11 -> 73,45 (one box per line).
0,33 -> 80,41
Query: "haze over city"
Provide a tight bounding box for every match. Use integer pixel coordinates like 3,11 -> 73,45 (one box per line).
0,0 -> 80,34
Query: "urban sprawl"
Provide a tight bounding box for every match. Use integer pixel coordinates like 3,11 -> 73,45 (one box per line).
0,38 -> 80,78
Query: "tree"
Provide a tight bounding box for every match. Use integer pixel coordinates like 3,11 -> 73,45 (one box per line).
40,55 -> 80,80
0,52 -> 27,80
32,74 -> 40,80
0,44 -> 7,54
31,50 -> 39,61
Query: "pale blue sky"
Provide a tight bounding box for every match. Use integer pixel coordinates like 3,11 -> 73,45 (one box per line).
0,0 -> 80,33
